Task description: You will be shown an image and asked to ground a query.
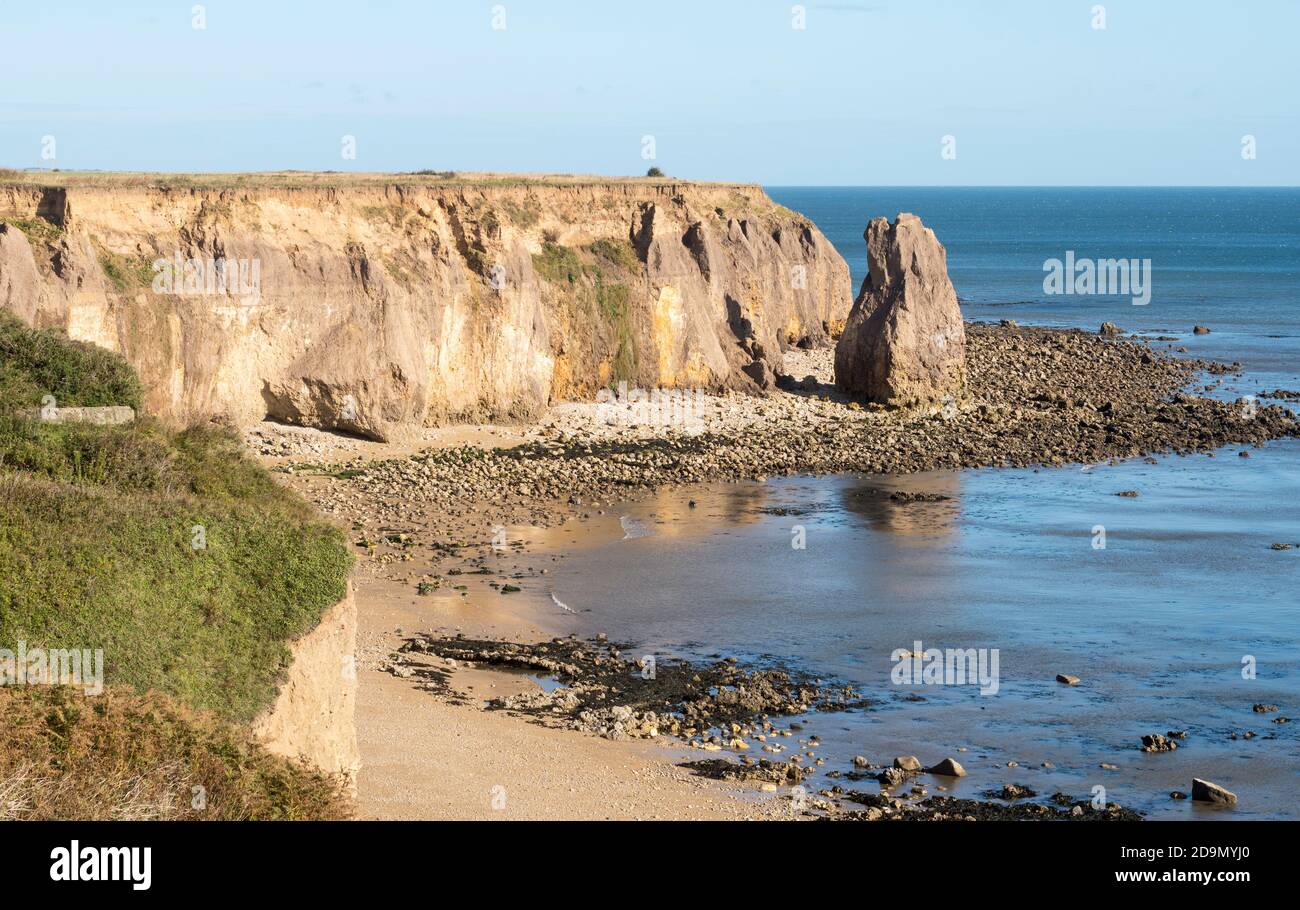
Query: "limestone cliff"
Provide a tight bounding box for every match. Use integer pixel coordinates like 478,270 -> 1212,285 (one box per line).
0,175 -> 851,440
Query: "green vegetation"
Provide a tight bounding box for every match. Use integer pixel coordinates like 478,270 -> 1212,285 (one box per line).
0,423 -> 352,722
95,246 -> 155,293
0,687 -> 350,820
529,241 -> 642,383
6,217 -> 63,245
532,241 -> 585,284
0,316 -> 353,818
594,276 -> 630,322
0,312 -> 142,412
586,237 -> 640,272
646,167 -> 665,178
593,276 -> 636,380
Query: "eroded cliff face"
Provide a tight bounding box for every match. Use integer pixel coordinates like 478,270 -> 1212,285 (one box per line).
251,584 -> 359,792
0,178 -> 851,440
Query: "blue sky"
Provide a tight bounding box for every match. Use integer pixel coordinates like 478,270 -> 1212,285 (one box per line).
2,0 -> 1296,184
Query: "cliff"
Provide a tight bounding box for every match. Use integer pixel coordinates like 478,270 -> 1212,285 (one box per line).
0,174 -> 852,440
251,584 -> 359,792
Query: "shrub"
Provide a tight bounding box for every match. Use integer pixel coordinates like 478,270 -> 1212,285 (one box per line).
0,312 -> 142,413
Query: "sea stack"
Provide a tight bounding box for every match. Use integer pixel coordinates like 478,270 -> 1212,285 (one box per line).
834,213 -> 966,409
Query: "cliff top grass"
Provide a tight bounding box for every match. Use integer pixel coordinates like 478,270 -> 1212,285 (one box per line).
0,312 -> 353,724
0,167 -> 761,192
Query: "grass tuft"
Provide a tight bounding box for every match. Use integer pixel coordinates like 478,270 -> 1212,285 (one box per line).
0,687 -> 350,820
94,246 -> 155,293
531,242 -> 585,284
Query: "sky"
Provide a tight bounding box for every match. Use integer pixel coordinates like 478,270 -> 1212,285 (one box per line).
2,0 -> 1297,185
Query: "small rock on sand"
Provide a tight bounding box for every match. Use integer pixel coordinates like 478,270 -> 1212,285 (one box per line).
1140,733 -> 1178,753
893,755 -> 922,772
1191,778 -> 1237,806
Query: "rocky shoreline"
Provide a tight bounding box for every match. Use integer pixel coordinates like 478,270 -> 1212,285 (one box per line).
283,324 -> 1299,544
382,633 -> 1144,821
268,321 -> 1299,822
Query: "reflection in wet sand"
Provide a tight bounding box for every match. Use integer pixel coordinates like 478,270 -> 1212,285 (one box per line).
839,471 -> 963,538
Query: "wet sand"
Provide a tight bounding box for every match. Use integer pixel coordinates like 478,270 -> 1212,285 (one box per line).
349,572 -> 790,820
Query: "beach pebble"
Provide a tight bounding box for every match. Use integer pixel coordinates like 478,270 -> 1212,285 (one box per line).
1056,674 -> 1082,685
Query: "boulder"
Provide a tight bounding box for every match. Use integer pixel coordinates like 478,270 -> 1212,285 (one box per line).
1190,778 -> 1237,807
834,213 -> 966,409
927,757 -> 967,777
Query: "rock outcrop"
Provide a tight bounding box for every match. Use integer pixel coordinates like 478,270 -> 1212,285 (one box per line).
0,176 -> 852,439
252,583 -> 359,792
834,213 -> 966,409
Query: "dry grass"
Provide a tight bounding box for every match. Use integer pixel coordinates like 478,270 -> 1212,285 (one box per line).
0,170 -> 750,191
0,687 -> 350,821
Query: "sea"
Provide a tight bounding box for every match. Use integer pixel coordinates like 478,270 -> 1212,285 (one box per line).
527,188 -> 1300,820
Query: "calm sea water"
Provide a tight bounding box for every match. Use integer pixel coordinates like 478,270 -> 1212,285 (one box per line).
770,187 -> 1300,384
523,189 -> 1300,819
